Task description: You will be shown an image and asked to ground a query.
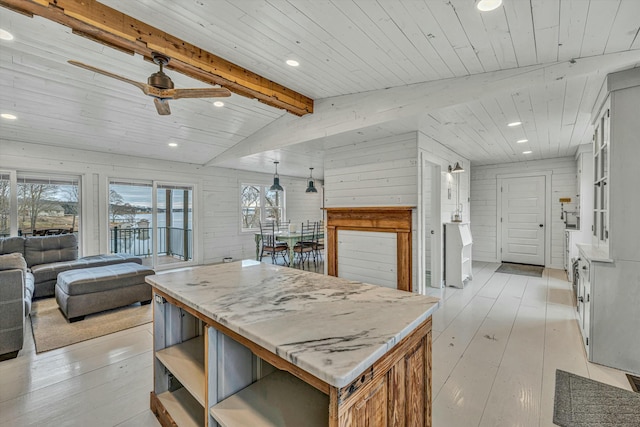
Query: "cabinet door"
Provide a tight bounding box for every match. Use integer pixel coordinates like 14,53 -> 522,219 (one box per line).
339,377 -> 388,427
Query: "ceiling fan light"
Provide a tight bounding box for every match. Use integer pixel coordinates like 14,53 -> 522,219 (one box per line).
476,0 -> 502,12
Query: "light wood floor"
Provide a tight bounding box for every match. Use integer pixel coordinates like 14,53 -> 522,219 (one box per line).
0,262 -> 632,426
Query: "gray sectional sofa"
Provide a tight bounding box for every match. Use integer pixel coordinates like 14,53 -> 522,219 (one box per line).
0,234 -> 142,360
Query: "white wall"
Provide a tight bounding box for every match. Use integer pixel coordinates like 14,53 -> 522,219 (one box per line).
470,157 -> 577,268
417,132 -> 471,288
0,141 -> 320,266
337,230 -> 397,289
323,132 -> 419,208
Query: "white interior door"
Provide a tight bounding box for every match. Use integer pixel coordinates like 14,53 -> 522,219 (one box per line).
500,175 -> 545,265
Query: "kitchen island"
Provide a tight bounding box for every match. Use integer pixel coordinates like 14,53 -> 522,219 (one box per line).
146,260 -> 439,426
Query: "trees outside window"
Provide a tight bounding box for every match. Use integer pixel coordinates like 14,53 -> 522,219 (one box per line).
15,174 -> 80,235
240,184 -> 285,231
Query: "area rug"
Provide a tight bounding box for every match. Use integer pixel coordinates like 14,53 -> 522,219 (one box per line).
495,262 -> 544,277
553,369 -> 640,426
30,298 -> 152,354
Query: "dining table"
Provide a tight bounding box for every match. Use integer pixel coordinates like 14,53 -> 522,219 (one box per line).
254,229 -> 324,266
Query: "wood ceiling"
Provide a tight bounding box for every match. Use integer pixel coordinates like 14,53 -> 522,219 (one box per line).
1,0 -> 639,178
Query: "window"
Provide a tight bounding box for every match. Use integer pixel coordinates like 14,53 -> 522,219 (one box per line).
0,173 -> 11,236
0,171 -> 80,237
241,184 -> 285,231
109,179 -> 194,268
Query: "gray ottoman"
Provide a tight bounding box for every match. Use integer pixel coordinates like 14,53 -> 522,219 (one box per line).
55,263 -> 154,322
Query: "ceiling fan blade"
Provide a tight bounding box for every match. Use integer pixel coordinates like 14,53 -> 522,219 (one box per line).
171,87 -> 232,99
68,60 -> 147,92
153,98 -> 171,115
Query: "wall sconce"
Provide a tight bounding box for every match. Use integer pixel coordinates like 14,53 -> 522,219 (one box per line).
305,167 -> 318,193
448,162 -> 465,173
448,162 -> 465,222
270,161 -> 284,192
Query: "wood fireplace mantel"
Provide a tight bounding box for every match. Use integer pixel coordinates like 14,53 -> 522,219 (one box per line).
324,206 -> 414,292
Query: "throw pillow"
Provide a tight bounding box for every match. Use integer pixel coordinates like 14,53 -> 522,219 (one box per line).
0,252 -> 28,271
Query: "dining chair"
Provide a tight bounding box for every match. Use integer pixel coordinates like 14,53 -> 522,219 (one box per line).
277,219 -> 290,232
313,221 -> 325,262
259,221 -> 289,266
293,222 -> 315,269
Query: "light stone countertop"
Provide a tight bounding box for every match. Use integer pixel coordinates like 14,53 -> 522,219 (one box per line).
146,260 -> 440,388
577,243 -> 613,263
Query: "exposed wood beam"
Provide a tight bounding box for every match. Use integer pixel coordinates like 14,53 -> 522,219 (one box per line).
0,0 -> 313,116
207,51 -> 640,165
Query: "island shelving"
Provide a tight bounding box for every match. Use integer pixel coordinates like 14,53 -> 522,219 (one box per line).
146,260 -> 440,426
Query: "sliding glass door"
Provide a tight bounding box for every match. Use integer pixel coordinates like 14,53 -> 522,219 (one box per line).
109,179 -> 194,269
156,183 -> 193,267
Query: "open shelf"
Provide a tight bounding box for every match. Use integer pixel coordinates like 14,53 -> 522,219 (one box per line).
210,370 -> 329,427
156,388 -> 204,427
156,335 -> 205,406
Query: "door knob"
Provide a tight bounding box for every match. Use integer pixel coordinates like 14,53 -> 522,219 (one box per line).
578,296 -> 584,303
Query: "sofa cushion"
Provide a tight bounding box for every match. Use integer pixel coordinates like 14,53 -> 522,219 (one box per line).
30,253 -> 143,286
0,253 -> 27,271
56,263 -> 154,296
0,237 -> 25,257
24,234 -> 78,268
24,272 -> 35,314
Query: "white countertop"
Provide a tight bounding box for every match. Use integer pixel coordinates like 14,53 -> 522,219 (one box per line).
577,243 -> 613,263
146,260 -> 440,388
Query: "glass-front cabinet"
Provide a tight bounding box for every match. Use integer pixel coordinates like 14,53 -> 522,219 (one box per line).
592,103 -> 609,245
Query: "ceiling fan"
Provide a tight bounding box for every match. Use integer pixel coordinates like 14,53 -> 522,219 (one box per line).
68,53 -> 231,115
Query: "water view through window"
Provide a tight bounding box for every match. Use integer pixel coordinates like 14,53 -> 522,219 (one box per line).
109,180 -> 193,267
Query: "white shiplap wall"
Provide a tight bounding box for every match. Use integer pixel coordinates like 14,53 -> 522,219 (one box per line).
323,132 -> 419,289
0,141 -> 320,266
337,230 -> 397,289
323,132 -> 419,208
470,157 -> 577,268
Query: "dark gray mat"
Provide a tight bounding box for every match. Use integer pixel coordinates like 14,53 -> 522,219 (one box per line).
627,374 -> 640,392
554,369 -> 640,426
495,262 -> 544,277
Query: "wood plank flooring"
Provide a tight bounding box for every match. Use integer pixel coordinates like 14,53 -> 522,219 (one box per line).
0,261 -> 632,426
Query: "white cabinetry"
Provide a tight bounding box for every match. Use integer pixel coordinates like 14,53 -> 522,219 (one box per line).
575,67 -> 640,374
445,223 -> 472,288
576,256 -> 590,352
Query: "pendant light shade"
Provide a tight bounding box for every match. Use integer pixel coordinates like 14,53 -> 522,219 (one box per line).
305,167 -> 318,193
270,161 -> 284,192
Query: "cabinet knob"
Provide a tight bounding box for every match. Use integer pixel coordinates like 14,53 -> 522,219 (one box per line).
582,266 -> 587,270
578,296 -> 584,303
539,224 -> 544,228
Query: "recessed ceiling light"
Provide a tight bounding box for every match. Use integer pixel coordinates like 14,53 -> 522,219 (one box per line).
517,139 -> 528,143
508,121 -> 522,127
476,0 -> 503,12
213,101 -> 225,107
286,59 -> 300,67
0,29 -> 14,41
168,142 -> 178,147
1,113 -> 17,120
523,150 -> 532,154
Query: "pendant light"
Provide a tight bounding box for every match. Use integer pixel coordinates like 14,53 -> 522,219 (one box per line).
305,167 -> 318,193
270,161 -> 284,192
